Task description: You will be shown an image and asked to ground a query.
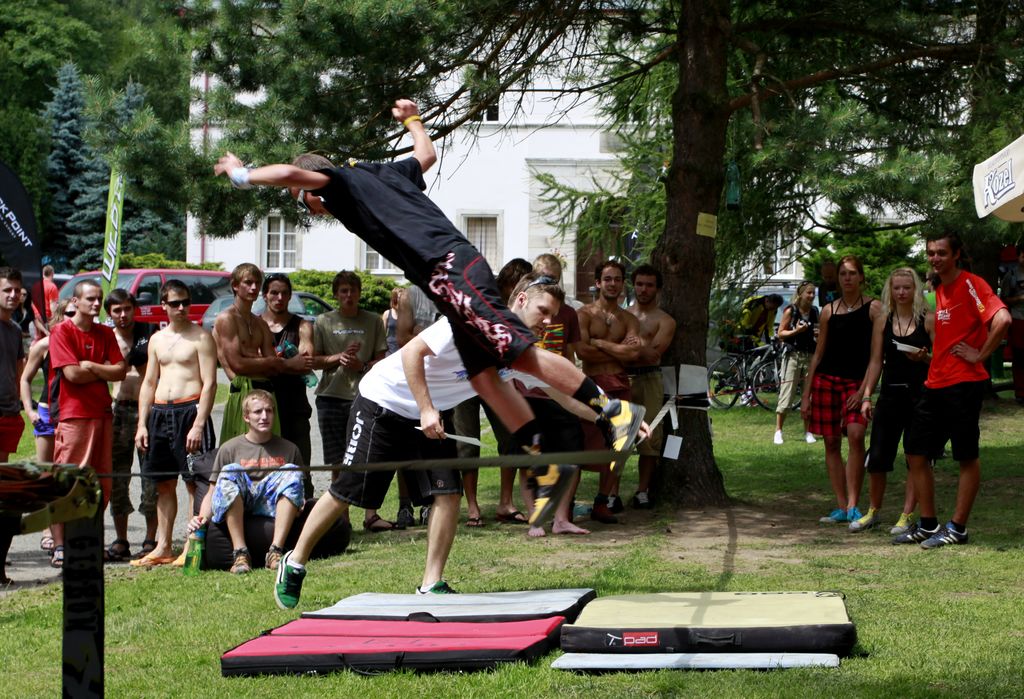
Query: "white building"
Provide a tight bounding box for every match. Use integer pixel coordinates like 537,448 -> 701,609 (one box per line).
188,85 -> 638,302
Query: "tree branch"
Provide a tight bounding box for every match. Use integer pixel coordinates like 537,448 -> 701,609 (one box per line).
728,43 -> 988,113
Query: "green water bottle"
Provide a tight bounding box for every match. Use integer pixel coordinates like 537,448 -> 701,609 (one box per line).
183,529 -> 205,576
277,339 -> 319,387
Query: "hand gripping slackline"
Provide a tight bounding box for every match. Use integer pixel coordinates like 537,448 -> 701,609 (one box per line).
0,462 -> 101,533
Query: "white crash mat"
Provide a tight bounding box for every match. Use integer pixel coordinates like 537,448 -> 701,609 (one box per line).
560,591 -> 856,656
303,588 -> 596,623
552,651 -> 840,671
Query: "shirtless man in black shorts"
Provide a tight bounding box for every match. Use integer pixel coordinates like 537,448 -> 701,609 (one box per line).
134,280 -> 218,566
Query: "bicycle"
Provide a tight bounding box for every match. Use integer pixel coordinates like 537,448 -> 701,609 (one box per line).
707,337 -> 787,410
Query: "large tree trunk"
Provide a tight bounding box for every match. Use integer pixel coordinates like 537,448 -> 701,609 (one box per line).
651,0 -> 731,507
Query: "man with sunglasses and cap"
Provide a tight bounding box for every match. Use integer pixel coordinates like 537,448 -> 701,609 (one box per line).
215,99 -> 645,527
134,280 -> 219,566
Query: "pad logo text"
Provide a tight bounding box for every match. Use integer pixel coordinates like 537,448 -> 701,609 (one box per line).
623,631 -> 660,647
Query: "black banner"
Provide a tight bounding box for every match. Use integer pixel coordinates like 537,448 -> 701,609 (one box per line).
0,160 -> 44,321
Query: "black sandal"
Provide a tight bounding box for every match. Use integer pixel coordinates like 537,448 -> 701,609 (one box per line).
363,514 -> 396,533
51,546 -> 65,568
105,538 -> 131,563
135,539 -> 157,559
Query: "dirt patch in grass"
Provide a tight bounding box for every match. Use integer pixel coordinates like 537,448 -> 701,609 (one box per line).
457,502 -> 825,575
652,504 -> 813,572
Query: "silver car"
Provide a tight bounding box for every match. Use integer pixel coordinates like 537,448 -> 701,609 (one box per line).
200,291 -> 333,331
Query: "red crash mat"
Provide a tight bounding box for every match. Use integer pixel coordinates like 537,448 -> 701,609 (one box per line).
222,616 -> 566,675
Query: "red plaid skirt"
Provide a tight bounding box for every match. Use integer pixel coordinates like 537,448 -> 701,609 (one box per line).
808,373 -> 868,438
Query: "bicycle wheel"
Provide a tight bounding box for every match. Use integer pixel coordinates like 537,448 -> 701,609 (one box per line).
750,359 -> 782,411
707,355 -> 742,409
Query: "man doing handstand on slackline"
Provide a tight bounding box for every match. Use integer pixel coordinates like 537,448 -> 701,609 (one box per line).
214,98 -> 644,525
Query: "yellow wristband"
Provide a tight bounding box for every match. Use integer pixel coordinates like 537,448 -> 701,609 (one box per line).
402,114 -> 422,128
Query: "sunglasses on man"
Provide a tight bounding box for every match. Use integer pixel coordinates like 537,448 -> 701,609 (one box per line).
296,189 -> 325,214
527,275 -> 557,288
164,299 -> 191,309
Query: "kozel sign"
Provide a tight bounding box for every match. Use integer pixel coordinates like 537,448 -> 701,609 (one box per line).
973,134 -> 1024,221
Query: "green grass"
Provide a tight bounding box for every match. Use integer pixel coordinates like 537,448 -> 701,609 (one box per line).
3,400 -> 1023,697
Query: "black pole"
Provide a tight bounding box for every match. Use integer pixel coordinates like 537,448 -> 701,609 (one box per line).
62,507 -> 104,698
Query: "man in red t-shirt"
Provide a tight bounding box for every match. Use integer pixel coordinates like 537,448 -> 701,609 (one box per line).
47,279 -> 126,567
896,232 -> 1010,549
30,265 -> 60,331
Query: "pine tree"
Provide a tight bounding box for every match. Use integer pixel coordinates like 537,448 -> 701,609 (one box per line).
111,82 -> 185,261
54,77 -> 189,270
65,149 -> 109,271
41,63 -> 100,268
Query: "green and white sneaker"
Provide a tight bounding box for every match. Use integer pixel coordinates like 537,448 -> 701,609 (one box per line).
848,507 -> 879,532
416,580 -> 458,594
273,550 -> 306,610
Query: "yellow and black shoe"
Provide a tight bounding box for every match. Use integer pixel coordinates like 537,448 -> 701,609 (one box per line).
527,463 -> 577,525
595,400 -> 646,470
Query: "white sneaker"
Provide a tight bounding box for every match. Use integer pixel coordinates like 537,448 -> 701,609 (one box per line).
805,432 -> 817,444
773,430 -> 784,445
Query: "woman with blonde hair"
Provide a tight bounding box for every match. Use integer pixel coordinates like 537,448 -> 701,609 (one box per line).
802,255 -> 882,524
773,281 -> 819,445
852,267 -> 934,533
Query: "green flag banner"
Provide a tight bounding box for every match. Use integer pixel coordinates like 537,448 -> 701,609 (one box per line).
99,170 -> 126,315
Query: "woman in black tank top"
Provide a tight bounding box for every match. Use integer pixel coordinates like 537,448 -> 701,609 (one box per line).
801,255 -> 882,528
854,268 -> 934,534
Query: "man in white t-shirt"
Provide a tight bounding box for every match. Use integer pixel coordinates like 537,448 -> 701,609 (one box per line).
274,274 -> 639,608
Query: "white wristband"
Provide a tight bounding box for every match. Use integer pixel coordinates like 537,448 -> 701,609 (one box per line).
229,166 -> 253,190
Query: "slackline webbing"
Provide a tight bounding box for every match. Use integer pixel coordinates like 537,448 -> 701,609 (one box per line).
1,447 -> 622,481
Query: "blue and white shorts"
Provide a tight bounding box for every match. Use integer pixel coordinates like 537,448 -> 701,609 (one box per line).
211,463 -> 305,522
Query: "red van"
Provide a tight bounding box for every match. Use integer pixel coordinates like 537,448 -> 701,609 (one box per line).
58,269 -> 233,326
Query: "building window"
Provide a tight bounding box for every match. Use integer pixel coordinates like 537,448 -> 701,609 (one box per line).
363,244 -> 399,272
264,216 -> 297,269
774,235 -> 798,276
462,215 -> 500,268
